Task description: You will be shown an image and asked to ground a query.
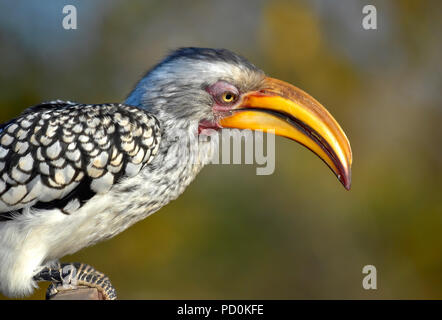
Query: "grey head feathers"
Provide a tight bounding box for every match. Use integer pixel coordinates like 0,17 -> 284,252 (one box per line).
155,47 -> 261,75
125,47 -> 265,123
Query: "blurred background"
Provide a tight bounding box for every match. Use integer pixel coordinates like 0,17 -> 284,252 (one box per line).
0,0 -> 441,299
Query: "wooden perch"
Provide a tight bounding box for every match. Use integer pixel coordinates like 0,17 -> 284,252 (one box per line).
48,286 -> 105,300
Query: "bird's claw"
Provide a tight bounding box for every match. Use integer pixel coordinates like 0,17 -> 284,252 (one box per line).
34,262 -> 117,300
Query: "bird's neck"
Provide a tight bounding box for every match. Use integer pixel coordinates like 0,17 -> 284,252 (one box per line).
122,89 -> 217,212
154,118 -> 215,184
89,118 -> 215,244
114,117 -> 215,217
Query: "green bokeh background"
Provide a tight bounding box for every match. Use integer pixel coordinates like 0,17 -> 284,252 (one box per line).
0,0 -> 441,299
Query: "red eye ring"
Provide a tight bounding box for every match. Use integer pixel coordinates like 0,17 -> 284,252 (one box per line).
206,81 -> 240,105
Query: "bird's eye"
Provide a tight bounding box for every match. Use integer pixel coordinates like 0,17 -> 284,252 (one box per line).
206,81 -> 239,105
222,92 -> 236,103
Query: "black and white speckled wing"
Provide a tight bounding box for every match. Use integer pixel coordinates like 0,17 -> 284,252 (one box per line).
0,101 -> 161,216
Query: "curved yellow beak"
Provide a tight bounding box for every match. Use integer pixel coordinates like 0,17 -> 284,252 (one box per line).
219,77 -> 353,190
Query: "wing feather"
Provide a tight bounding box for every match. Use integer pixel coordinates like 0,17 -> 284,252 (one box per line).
0,101 -> 161,218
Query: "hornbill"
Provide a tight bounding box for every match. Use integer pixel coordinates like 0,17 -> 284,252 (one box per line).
0,48 -> 352,299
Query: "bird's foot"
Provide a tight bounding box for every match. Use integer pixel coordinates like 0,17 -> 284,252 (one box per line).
33,262 -> 117,300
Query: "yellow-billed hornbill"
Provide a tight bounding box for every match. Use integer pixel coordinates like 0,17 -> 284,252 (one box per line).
0,48 -> 352,299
